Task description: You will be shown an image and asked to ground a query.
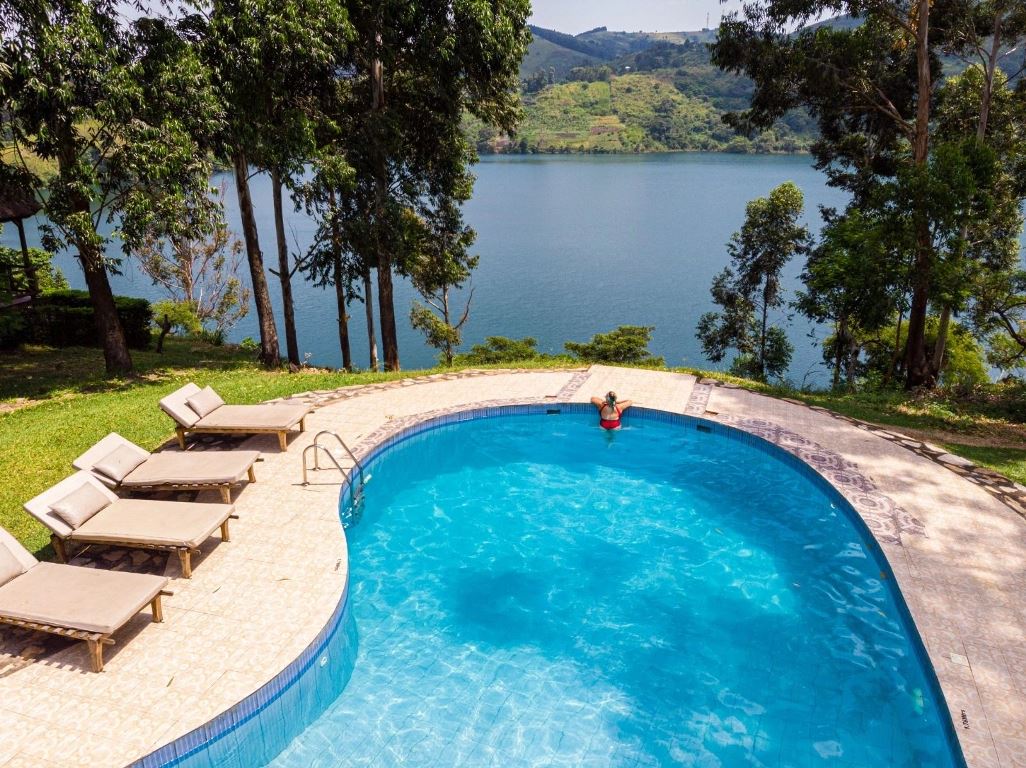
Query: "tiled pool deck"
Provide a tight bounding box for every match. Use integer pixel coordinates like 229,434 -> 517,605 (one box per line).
0,365 -> 1024,767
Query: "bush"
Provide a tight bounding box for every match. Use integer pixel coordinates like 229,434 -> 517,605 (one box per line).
33,290 -> 153,350
453,336 -> 554,365
565,325 -> 665,366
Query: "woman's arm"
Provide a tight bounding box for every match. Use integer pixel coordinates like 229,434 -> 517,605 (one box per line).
617,399 -> 633,412
590,396 -> 605,410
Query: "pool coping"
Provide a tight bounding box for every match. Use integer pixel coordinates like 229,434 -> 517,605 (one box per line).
137,398 -> 969,768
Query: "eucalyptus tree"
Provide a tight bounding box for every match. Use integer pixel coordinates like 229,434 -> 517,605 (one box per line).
1,0 -> 219,374
697,182 -> 810,381
712,1 -> 947,388
930,0 -> 1026,368
338,0 -> 531,372
200,0 -> 351,368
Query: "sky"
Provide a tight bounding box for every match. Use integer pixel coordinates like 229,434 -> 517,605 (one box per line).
528,0 -> 746,34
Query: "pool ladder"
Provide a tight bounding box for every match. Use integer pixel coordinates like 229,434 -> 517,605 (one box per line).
301,431 -> 371,527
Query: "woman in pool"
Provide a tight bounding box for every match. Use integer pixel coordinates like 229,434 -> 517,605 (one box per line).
590,391 -> 633,430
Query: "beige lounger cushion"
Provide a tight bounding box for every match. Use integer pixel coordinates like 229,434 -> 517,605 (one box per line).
93,445 -> 148,484
0,562 -> 167,635
0,545 -> 24,588
70,499 -> 233,549
72,435 -> 150,488
0,529 -> 39,573
186,386 -> 225,418
121,450 -> 260,487
49,482 -> 112,529
24,471 -> 121,539
195,404 -> 310,431
159,383 -> 203,428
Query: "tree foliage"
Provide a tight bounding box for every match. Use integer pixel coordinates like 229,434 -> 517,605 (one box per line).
1,0 -> 220,374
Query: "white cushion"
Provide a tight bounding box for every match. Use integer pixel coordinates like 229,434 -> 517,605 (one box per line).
0,544 -> 24,587
185,386 -> 225,419
49,483 -> 111,529
92,445 -> 147,484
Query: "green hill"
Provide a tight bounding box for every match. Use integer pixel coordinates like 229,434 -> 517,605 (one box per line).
476,27 -> 814,155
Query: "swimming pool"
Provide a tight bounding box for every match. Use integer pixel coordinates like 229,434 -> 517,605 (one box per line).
151,406 -> 965,767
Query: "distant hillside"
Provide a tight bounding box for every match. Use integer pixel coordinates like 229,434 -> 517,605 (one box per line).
481,26 -> 814,155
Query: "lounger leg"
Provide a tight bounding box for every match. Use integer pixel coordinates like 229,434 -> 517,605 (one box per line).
86,638 -> 104,673
220,519 -> 231,542
247,465 -> 256,483
278,431 -> 287,451
150,594 -> 164,623
50,534 -> 68,564
299,417 -> 306,433
176,427 -> 187,450
177,549 -> 193,579
220,485 -> 232,504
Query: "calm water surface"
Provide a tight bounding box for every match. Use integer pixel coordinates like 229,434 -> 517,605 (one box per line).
4,154 -> 849,381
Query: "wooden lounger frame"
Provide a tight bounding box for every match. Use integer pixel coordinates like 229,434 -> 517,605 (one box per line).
50,515 -> 239,579
116,465 -> 256,504
175,416 -> 307,452
0,589 -> 172,672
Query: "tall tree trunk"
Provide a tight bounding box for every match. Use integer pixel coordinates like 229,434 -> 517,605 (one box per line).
904,0 -> 934,390
371,39 -> 400,371
363,267 -> 379,371
232,150 -> 280,367
15,220 -> 39,297
832,319 -> 844,391
271,168 -> 300,368
759,275 -> 770,380
328,190 -> 353,372
931,16 -> 1002,374
79,241 -> 133,375
55,125 -> 132,375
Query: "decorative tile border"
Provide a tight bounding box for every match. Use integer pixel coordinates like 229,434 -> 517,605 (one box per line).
688,377 -> 1026,526
714,415 -> 925,545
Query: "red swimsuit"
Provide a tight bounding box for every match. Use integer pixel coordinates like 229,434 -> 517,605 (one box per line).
599,405 -> 622,430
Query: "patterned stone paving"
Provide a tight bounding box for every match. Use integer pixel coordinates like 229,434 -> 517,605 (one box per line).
2,365 -> 1025,767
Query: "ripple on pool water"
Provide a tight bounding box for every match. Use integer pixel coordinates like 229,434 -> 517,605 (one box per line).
270,413 -> 962,768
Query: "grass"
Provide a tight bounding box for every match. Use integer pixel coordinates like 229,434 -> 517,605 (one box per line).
4,339 -> 1026,554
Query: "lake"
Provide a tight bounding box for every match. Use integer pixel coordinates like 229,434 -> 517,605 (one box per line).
4,153 -> 853,383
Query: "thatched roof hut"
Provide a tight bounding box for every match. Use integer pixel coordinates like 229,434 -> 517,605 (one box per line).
0,179 -> 41,223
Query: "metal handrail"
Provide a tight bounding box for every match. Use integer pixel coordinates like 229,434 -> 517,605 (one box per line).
311,430 -> 368,489
301,444 -> 348,486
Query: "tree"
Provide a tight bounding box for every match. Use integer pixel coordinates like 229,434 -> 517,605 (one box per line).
697,182 -> 809,382
297,150 -> 360,370
795,209 -> 903,389
565,326 -> 664,366
408,196 -> 478,366
200,0 -> 351,368
135,188 -> 251,338
712,1 -> 944,388
337,0 -> 531,371
2,1 -> 219,374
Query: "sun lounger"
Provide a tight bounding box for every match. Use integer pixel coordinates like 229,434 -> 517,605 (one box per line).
24,471 -> 237,578
0,526 -> 169,671
73,433 -> 259,503
160,383 -> 311,451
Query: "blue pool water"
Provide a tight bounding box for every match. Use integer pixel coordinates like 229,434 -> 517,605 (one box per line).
265,410 -> 962,768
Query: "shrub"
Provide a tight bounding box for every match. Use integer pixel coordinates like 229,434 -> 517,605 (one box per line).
33,290 -> 153,350
453,336 -> 552,365
565,325 -> 665,365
